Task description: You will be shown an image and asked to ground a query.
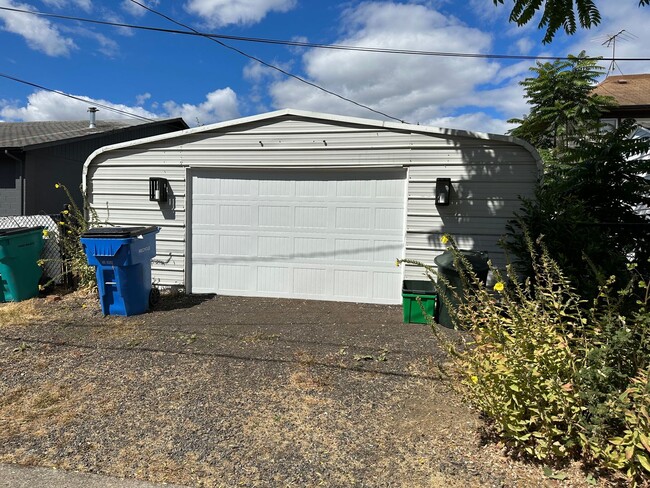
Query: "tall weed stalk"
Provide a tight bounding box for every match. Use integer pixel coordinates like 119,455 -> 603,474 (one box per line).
399,234 -> 650,485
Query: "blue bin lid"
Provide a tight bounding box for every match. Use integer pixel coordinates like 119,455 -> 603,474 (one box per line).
0,226 -> 44,237
81,226 -> 158,238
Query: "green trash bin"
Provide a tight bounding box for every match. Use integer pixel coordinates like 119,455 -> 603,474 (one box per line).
0,226 -> 45,303
402,280 -> 437,324
434,250 -> 489,328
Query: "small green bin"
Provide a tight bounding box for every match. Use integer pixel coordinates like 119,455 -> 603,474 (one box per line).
0,226 -> 45,303
402,280 -> 437,324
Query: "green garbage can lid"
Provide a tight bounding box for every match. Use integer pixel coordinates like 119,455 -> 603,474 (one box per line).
81,226 -> 159,238
0,226 -> 44,237
434,249 -> 489,271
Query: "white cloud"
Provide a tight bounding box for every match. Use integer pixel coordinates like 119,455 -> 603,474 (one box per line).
121,0 -> 160,17
41,0 -> 92,11
136,92 -> 152,106
162,88 -> 240,125
267,2 -> 505,129
0,88 -> 240,126
0,90 -> 157,121
0,0 -> 76,56
515,38 -> 535,54
425,112 -> 515,135
184,0 -> 296,27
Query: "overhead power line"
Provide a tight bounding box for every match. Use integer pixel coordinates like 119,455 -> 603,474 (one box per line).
2,5 -> 649,62
125,0 -> 405,123
0,72 -> 155,122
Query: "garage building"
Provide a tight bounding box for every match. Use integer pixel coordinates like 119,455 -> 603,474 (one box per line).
83,109 -> 541,305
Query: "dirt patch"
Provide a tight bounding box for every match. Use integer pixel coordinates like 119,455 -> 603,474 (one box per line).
0,292 -> 614,487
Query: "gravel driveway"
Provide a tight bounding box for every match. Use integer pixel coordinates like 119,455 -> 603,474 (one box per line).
0,292 -> 593,487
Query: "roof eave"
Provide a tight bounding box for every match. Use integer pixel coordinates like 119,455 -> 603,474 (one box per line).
3,117 -> 189,151
82,109 -> 544,193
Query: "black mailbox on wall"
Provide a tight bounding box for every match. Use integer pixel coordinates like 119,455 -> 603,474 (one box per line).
149,177 -> 169,203
435,177 -> 452,206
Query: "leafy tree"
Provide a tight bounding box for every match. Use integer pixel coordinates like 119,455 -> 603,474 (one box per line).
504,52 -> 650,301
506,119 -> 650,299
493,0 -> 650,43
508,52 -> 615,156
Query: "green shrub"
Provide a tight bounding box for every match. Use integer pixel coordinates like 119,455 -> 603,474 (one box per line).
399,235 -> 650,484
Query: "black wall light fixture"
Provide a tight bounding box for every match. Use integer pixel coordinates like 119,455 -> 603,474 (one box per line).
149,177 -> 169,203
435,177 -> 452,206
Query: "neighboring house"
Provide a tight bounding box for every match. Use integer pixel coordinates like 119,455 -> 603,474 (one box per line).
630,125 -> 650,218
593,75 -> 650,220
0,115 -> 189,216
83,109 -> 542,305
592,74 -> 650,128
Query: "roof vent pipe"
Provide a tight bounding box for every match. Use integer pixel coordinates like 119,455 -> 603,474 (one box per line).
88,107 -> 98,128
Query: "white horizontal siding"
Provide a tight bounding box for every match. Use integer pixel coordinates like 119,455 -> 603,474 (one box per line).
403,139 -> 538,276
86,114 -> 540,291
409,180 -> 536,199
88,159 -> 187,287
408,199 -> 525,217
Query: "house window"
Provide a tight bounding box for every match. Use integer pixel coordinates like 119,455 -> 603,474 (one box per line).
600,118 -> 618,132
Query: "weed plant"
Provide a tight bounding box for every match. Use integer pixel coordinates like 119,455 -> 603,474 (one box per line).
40,183 -> 102,290
399,234 -> 650,485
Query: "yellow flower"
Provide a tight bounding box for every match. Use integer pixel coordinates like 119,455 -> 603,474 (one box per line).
42,229 -> 49,237
493,282 -> 505,292
59,221 -> 66,226
440,235 -> 449,245
67,230 -> 72,234
470,375 -> 479,384
55,183 -> 60,189
62,210 -> 69,215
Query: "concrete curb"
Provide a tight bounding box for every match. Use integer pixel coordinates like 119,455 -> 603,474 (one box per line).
0,464 -> 189,488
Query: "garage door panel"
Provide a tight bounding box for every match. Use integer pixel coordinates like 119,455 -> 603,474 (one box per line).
336,207 -> 371,230
294,267 -> 329,296
373,271 -> 402,300
259,179 -> 293,196
220,235 -> 253,256
337,179 -> 373,197
334,269 -> 371,299
295,237 -> 328,258
296,180 -> 327,197
220,205 -> 251,226
374,240 -> 405,261
259,205 -> 292,227
258,266 -> 291,293
258,236 -> 293,257
375,208 -> 404,231
295,207 -> 328,228
334,239 -> 373,262
219,264 -> 253,291
219,178 -> 255,196
190,169 -> 406,304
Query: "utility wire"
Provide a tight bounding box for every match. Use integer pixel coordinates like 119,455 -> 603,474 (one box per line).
0,72 -> 155,122
126,0 -> 405,123
1,5 -> 650,62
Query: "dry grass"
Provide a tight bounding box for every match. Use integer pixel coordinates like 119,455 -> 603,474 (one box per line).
0,299 -> 44,327
0,381 -> 84,443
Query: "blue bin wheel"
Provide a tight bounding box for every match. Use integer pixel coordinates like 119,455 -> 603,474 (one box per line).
149,287 -> 160,307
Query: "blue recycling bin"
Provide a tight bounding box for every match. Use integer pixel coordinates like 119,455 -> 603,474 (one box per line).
80,226 -> 159,316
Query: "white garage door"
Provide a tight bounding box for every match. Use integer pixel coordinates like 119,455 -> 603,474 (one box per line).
189,168 -> 406,304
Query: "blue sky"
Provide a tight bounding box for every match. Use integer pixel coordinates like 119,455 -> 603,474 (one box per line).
1,0 -> 650,134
